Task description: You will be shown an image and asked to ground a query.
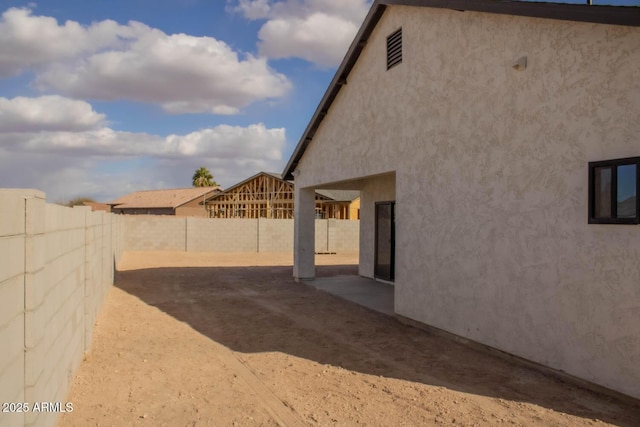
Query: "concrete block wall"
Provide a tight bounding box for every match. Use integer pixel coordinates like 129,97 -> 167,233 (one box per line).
124,215 -> 187,251
315,220 -> 329,253
0,189 -> 31,427
314,220 -> 360,253
112,209 -> 125,269
186,218 -> 259,252
83,209 -> 115,351
327,219 -> 359,253
123,216 -> 358,254
258,219 -> 294,252
24,202 -> 85,427
0,189 -> 121,427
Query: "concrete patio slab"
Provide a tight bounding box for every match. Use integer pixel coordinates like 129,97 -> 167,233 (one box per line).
308,275 -> 395,316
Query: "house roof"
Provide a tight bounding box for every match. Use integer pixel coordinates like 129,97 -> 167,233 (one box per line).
282,0 -> 640,180
82,201 -> 111,212
315,189 -> 360,202
109,187 -> 220,209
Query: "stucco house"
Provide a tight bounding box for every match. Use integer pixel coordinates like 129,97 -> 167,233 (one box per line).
284,0 -> 640,400
109,187 -> 220,217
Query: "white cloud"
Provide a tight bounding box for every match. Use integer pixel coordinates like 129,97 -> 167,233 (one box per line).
0,123 -> 286,201
233,0 -> 272,19
258,13 -> 361,67
232,0 -> 372,67
1,7 -> 291,114
0,96 -> 105,132
0,7 -> 140,77
4,124 -> 284,159
35,31 -> 292,114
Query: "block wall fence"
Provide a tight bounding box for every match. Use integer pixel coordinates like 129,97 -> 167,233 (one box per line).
0,189 -> 123,427
0,189 -> 357,427
122,215 -> 359,253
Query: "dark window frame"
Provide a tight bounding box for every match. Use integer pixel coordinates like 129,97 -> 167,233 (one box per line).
374,201 -> 395,282
588,156 -> 640,224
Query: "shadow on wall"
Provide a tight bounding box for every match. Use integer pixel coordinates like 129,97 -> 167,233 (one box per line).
113,264 -> 640,426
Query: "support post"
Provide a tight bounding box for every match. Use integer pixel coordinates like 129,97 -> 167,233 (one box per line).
293,185 -> 315,280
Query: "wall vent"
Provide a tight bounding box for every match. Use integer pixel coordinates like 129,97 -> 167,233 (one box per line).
386,28 -> 402,70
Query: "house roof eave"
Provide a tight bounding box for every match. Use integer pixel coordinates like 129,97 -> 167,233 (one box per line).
108,187 -> 220,209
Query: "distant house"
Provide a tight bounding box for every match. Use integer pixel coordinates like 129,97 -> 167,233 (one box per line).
283,0 -> 640,400
315,189 -> 361,220
109,187 -> 221,217
204,172 -> 359,219
82,201 -> 111,212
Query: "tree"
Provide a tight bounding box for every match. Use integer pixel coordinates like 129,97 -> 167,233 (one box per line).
192,166 -> 218,187
65,197 -> 96,207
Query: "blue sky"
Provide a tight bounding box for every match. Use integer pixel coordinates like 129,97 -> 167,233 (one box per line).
0,0 -> 373,202
0,0 -> 637,202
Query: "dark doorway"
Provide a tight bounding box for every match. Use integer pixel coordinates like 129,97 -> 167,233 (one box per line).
374,201 -> 395,281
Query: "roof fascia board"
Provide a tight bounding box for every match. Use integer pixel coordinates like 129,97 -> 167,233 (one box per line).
388,0 -> 640,27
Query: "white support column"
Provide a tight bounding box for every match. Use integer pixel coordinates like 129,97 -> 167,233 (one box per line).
293,185 -> 315,280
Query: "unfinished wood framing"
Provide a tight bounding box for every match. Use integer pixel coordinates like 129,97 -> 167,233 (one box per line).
207,173 -> 295,219
316,202 -> 349,220
205,173 -> 359,219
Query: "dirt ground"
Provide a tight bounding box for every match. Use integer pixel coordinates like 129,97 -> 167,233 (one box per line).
58,251 -> 640,426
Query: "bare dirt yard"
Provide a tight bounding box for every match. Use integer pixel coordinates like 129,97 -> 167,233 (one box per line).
59,251 -> 640,426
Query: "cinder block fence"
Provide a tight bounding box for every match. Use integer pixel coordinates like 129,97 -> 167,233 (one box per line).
0,190 -> 122,427
0,189 -> 357,427
122,215 -> 359,253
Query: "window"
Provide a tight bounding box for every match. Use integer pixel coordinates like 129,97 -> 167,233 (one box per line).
386,28 -> 402,70
589,157 -> 640,224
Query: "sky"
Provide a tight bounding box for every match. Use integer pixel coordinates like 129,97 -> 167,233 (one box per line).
0,0 -> 374,202
0,0 -> 637,203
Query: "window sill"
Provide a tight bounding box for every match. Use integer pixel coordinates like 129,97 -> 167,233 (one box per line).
588,218 -> 639,225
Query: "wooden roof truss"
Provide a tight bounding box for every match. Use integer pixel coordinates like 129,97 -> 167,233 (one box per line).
206,173 -> 353,219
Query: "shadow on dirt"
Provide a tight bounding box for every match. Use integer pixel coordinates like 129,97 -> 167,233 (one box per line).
115,264 -> 640,426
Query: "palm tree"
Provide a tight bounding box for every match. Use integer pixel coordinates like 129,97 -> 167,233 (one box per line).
192,167 -> 218,187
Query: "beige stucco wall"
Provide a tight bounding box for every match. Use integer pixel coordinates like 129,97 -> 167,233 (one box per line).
358,174 -> 395,279
293,7 -> 640,399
